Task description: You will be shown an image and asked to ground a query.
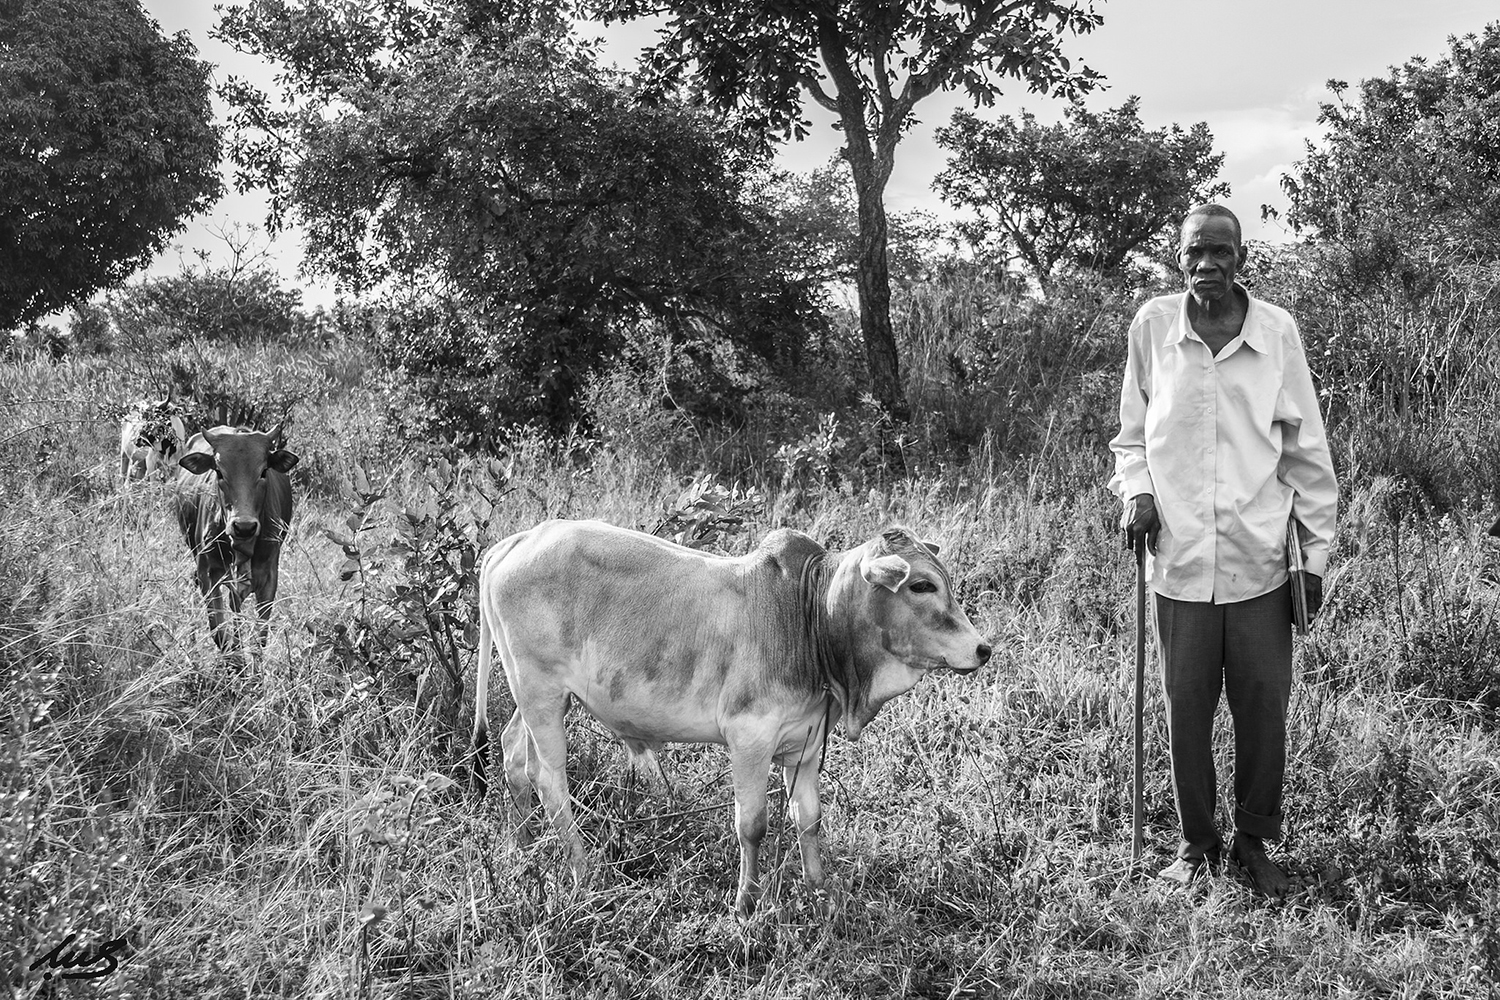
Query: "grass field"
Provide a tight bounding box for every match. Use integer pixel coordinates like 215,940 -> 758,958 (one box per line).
4,296 -> 1500,998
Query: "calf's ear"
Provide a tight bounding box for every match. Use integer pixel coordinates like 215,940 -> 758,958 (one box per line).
269,448 -> 300,473
860,552 -> 911,592
179,452 -> 214,475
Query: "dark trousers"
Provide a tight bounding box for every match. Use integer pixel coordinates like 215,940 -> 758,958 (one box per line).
1154,583 -> 1293,863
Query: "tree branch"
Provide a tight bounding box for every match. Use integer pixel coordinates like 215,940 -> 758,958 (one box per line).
798,72 -> 840,114
814,14 -> 875,170
899,0 -> 1010,111
872,33 -> 895,112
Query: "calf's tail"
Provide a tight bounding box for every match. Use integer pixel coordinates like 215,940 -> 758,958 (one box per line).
471,533 -> 526,796
471,596 -> 494,796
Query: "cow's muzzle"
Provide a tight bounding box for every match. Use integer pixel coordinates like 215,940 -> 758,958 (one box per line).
231,518 -> 260,540
948,643 -> 992,675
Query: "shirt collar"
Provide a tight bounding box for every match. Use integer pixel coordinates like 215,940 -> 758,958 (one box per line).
1166,284 -> 1266,352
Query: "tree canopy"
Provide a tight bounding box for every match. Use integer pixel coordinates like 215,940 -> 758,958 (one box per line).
1274,22 -> 1500,285
933,97 -> 1227,285
593,0 -> 1103,418
0,0 -> 222,330
216,1 -> 826,429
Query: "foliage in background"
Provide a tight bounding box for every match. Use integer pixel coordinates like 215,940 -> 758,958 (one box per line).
0,0 -> 222,330
1273,21 -> 1500,290
106,225 -> 306,350
762,160 -> 944,286
109,268 -> 304,351
216,1 -> 825,430
934,97 -> 1229,286
1247,241 -> 1500,513
594,0 -> 1105,419
894,264 -> 1138,462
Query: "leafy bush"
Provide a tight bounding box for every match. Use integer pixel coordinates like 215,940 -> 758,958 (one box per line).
649,475 -> 763,553
896,267 -> 1137,458
310,454 -> 508,749
1251,243 -> 1500,510
66,303 -> 113,356
108,266 -> 305,352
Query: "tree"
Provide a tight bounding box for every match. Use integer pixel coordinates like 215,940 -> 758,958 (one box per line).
593,0 -> 1103,419
216,1 -> 825,430
0,0 -> 222,330
1273,22 -> 1500,283
762,160 -> 942,287
108,224 -> 304,348
933,97 -> 1228,285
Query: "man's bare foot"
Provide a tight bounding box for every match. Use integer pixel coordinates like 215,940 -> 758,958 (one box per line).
1231,833 -> 1289,897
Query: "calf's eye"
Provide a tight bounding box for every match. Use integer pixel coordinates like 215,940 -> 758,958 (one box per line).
909,580 -> 938,594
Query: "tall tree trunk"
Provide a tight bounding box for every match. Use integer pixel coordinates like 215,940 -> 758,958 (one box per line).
848,164 -> 907,420
815,14 -> 909,422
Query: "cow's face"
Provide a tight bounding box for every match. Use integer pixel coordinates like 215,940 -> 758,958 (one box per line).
857,528 -> 991,675
179,425 -> 299,544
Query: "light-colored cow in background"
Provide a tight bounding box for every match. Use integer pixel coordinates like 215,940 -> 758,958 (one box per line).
472,519 -> 991,916
119,397 -> 187,484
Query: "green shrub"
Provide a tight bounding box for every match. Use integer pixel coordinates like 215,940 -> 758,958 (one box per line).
108,266 -> 304,350
895,268 -> 1137,459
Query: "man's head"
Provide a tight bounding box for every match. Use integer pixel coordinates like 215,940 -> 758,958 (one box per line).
1178,205 -> 1246,306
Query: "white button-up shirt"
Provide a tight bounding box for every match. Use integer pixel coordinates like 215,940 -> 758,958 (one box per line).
1108,288 -> 1338,603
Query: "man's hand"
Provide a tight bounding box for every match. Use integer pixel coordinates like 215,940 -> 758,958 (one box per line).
1121,494 -> 1159,555
1292,571 -> 1323,622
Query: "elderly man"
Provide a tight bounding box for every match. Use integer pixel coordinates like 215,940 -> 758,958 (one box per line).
1109,204 -> 1338,895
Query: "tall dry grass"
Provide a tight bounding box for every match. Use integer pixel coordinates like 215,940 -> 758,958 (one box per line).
4,262 -> 1500,997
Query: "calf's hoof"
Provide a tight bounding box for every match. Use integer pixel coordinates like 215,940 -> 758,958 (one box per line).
734,889 -> 759,919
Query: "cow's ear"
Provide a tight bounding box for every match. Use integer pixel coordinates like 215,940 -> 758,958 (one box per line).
921,539 -> 940,556
179,452 -> 214,475
269,448 -> 300,473
860,551 -> 910,592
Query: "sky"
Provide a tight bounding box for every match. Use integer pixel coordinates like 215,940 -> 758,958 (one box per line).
137,0 -> 1497,305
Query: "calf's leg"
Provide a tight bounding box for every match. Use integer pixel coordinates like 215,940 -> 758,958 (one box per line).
198,562 -> 238,652
780,737 -> 827,902
499,708 -> 538,843
249,548 -> 282,648
726,736 -> 775,917
521,696 -> 586,886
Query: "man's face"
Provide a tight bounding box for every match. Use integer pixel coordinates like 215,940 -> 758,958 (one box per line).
1178,214 -> 1245,305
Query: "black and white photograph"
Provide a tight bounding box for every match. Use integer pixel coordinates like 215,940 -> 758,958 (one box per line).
4,0 -> 1499,995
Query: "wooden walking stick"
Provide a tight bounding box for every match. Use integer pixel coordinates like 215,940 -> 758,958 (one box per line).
1133,534 -> 1146,866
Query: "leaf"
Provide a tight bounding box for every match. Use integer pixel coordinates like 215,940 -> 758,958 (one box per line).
359,901 -> 388,927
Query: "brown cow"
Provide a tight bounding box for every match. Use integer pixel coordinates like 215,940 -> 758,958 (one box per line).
175,424 -> 299,651
472,520 -> 991,915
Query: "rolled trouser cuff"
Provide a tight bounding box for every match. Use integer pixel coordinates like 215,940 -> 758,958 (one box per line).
1235,805 -> 1282,843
